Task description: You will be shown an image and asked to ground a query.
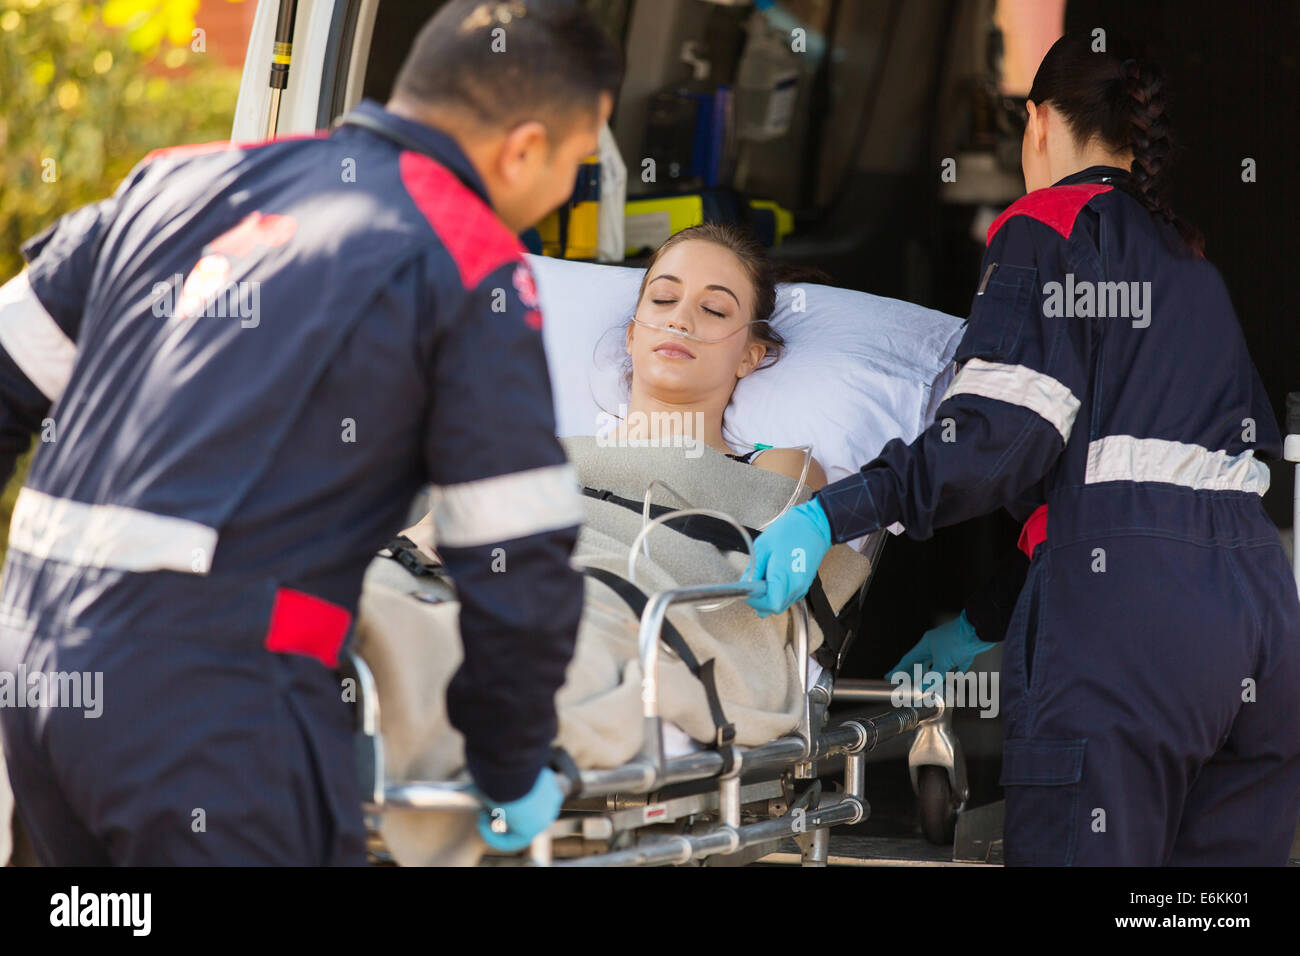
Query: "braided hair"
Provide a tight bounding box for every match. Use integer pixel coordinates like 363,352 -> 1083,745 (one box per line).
1028,33 -> 1204,255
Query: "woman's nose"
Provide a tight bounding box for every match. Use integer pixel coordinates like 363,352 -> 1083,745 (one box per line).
666,305 -> 692,333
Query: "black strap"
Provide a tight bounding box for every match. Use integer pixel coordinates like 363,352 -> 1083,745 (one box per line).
549,745 -> 583,797
582,566 -> 736,762
583,485 -> 849,670
381,535 -> 446,579
808,577 -> 848,670
582,486 -> 758,552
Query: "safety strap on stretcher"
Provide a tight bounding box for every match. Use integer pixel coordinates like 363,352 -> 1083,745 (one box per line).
381,535 -> 446,578
378,534 -> 741,772
581,565 -> 737,771
581,486 -> 852,670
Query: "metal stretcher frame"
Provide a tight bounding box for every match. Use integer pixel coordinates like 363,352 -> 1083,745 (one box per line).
349,529 -> 947,866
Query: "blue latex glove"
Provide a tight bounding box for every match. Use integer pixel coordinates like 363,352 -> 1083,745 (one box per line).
474,768 -> 566,853
746,499 -> 833,617
886,610 -> 996,680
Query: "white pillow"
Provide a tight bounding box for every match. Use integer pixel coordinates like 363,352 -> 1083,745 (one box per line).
530,254 -> 965,485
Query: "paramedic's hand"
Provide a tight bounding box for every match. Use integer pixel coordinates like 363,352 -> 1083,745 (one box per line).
475,768 -> 565,853
746,500 -> 832,617
887,610 -> 996,679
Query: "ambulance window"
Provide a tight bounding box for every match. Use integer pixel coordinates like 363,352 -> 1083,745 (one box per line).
359,1 -> 449,103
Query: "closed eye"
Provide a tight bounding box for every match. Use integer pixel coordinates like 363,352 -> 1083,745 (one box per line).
702,305 -> 726,318
652,299 -> 677,306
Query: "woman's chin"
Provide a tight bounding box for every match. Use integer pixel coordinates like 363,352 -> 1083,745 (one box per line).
636,364 -> 703,395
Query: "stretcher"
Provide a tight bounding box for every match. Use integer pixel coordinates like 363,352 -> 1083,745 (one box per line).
344,530 -> 975,866
343,255 -> 969,866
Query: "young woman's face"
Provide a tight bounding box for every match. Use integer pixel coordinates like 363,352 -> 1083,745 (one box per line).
626,240 -> 767,403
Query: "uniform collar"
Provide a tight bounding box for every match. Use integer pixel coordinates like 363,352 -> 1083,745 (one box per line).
1053,164 -> 1133,188
336,99 -> 493,206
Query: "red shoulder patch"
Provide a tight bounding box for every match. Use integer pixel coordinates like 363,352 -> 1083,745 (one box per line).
209,211 -> 298,258
141,132 -> 326,166
399,151 -> 523,289
986,184 -> 1113,245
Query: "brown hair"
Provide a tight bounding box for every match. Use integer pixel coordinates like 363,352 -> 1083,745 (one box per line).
633,222 -> 817,369
601,223 -> 824,438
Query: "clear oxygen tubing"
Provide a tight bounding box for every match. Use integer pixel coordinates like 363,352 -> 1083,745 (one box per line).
626,438 -> 815,610
635,481 -> 745,612
751,444 -> 815,530
627,507 -> 756,614
639,480 -> 694,554
636,440 -> 814,532
630,315 -> 757,345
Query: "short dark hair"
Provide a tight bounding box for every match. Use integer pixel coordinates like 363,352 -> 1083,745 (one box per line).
392,0 -> 623,132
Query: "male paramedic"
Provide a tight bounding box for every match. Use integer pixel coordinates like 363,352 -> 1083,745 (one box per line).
0,0 -> 621,864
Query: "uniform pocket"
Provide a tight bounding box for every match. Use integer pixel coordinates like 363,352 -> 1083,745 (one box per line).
957,262 -> 1038,362
999,737 -> 1087,866
1002,551 -> 1049,712
1020,553 -> 1048,693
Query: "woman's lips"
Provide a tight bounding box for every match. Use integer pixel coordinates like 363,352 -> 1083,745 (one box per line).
653,341 -> 695,359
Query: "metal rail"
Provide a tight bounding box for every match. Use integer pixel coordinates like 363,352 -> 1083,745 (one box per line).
362,581 -> 938,865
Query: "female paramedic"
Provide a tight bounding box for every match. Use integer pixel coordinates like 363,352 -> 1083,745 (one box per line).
747,33 -> 1300,866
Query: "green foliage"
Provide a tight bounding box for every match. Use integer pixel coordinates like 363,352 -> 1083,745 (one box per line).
0,449 -> 30,553
0,0 -> 243,281
0,0 -> 244,553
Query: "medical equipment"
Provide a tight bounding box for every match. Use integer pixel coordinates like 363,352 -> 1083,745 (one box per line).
630,315 -> 756,344
628,504 -> 754,613
635,444 -> 814,537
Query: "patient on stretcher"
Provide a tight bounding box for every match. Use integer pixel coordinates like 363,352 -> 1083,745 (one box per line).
359,226 -> 871,864
401,223 -> 828,562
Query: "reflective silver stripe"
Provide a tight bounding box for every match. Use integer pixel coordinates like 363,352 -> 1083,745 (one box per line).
432,463 -> 583,548
940,357 -> 1080,441
1085,435 -> 1270,495
7,488 -> 218,573
0,271 -> 77,402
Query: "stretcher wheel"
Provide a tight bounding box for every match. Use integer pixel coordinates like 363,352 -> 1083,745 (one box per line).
917,765 -> 957,845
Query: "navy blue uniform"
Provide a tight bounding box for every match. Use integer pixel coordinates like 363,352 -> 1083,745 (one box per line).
0,100 -> 584,864
818,166 -> 1300,864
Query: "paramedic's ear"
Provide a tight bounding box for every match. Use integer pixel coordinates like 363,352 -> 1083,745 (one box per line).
1021,98 -> 1050,192
498,120 -> 550,186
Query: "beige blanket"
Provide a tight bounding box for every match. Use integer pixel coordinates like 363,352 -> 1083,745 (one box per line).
356,438 -> 870,865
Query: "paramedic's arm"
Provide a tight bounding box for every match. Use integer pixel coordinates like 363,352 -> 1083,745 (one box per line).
425,259 -> 584,803
817,215 -> 1091,542
0,199 -> 116,484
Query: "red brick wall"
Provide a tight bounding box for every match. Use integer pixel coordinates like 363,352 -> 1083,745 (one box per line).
196,0 -> 258,69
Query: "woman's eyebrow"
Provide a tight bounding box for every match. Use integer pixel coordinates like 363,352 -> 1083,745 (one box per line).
648,274 -> 739,308
705,284 -> 740,307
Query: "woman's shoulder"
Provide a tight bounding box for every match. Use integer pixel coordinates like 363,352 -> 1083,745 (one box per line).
746,446 -> 827,491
